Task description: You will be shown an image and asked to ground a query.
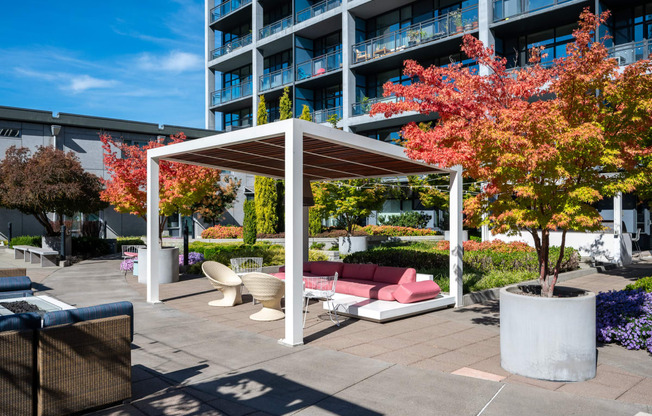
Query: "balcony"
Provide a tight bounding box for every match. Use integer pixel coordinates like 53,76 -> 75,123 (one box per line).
211,34 -> 252,59
312,106 -> 342,124
260,67 -> 294,92
260,16 -> 293,39
351,96 -> 400,117
211,81 -> 253,107
608,40 -> 651,66
296,0 -> 341,24
352,6 -> 479,65
225,116 -> 253,130
211,0 -> 252,23
296,50 -> 342,82
492,0 -> 574,22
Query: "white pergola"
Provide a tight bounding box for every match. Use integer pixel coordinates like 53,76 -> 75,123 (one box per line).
146,119 -> 463,346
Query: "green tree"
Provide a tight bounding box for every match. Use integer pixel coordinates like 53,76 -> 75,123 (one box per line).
255,176 -> 279,234
194,176 -> 241,226
0,146 -> 107,236
279,87 -> 292,120
299,104 -> 312,121
243,200 -> 257,244
312,179 -> 388,235
309,207 -> 323,235
257,95 -> 268,125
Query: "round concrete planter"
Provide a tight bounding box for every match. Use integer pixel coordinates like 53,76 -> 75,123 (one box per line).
137,247 -> 179,284
500,285 -> 596,382
338,236 -> 368,254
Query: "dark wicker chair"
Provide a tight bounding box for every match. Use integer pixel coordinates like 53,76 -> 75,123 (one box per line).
0,267 -> 27,278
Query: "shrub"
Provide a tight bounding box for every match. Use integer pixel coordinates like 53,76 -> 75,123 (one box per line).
201,225 -> 243,239
310,242 -> 325,250
625,276 -> 652,292
309,207 -> 322,236
596,289 -> 652,353
243,200 -> 257,244
9,235 -> 42,248
309,250 -> 329,261
434,240 -> 534,253
254,176 -> 278,234
120,259 -> 134,272
378,211 -> 432,229
72,236 -> 112,258
117,237 -> 145,252
344,246 -> 448,270
359,225 -> 439,237
189,242 -> 284,266
178,251 -> 204,266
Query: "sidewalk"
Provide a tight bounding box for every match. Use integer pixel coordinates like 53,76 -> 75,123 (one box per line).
3,249 -> 651,415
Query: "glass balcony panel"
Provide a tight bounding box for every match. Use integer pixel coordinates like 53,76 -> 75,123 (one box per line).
259,67 -> 294,92
493,0 -> 574,22
296,0 -> 341,23
211,81 -> 253,106
260,16 -> 293,39
312,106 -> 343,124
296,50 -> 342,81
211,0 -> 251,22
608,39 -> 651,65
211,33 -> 253,59
351,96 -> 400,116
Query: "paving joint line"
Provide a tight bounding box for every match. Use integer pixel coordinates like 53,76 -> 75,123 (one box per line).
476,384 -> 505,416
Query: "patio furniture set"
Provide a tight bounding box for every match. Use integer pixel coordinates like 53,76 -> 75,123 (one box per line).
0,269 -> 133,415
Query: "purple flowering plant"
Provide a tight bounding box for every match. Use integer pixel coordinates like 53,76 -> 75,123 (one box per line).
178,251 -> 205,266
596,289 -> 652,354
120,259 -> 134,272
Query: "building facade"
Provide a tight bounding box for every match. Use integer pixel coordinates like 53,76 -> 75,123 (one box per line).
0,106 -> 242,240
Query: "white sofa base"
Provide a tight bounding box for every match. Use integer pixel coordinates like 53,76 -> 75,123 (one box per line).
323,292 -> 456,323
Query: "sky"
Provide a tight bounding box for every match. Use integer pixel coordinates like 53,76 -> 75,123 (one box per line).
0,0 -> 207,129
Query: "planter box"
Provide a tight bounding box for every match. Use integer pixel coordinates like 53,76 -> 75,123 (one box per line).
338,236 -> 368,254
137,247 -> 179,284
500,285 -> 596,381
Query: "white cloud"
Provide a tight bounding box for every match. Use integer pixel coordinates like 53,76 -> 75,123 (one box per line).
136,50 -> 202,73
68,75 -> 118,92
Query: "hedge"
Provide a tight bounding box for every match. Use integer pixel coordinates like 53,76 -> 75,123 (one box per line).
116,237 -> 145,252
9,235 -> 42,248
72,236 -> 112,258
625,276 -> 652,292
201,225 -> 243,239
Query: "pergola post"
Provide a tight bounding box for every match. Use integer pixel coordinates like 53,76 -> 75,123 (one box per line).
449,165 -> 464,307
146,155 -> 160,303
280,121 -> 304,346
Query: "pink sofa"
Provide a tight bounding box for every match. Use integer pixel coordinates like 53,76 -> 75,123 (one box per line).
274,261 -> 441,304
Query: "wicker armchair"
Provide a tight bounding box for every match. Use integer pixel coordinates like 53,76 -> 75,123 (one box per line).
202,261 -> 243,306
0,267 -> 27,278
241,272 -> 285,321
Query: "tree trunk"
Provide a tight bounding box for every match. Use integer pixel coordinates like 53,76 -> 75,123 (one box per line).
33,212 -> 55,236
539,229 -> 553,297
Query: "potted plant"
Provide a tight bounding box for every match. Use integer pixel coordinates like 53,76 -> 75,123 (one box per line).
370,11 -> 652,381
464,19 -> 473,31
327,113 -> 341,129
452,11 -> 463,33
407,29 -> 423,46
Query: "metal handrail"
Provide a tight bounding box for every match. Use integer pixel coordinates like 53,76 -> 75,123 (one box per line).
260,16 -> 293,39
296,49 -> 342,81
312,106 -> 342,124
351,95 -> 400,116
211,33 -> 253,59
351,5 -> 479,65
608,39 -> 651,65
211,80 -> 253,107
493,0 -> 574,22
296,0 -> 341,23
211,0 -> 252,23
260,67 -> 294,91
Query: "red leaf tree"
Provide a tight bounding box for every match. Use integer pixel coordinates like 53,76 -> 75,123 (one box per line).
101,133 -> 236,239
372,10 -> 652,297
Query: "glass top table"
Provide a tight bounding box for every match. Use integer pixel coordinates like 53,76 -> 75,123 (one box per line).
0,295 -> 75,316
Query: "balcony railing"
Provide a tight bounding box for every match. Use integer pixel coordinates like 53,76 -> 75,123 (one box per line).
312,106 -> 343,124
211,34 -> 252,59
211,0 -> 252,23
296,50 -> 342,81
260,16 -> 293,39
225,116 -> 253,130
296,0 -> 341,23
351,96 -> 400,116
211,81 -> 253,107
260,67 -> 294,92
493,0 -> 573,22
352,6 -> 479,65
608,39 -> 651,66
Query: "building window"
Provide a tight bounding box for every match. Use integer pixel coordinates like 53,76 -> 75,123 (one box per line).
0,128 -> 21,137
497,23 -> 576,68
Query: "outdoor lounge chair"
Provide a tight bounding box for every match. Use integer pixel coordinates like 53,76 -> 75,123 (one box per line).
202,261 -> 243,306
303,272 -> 339,327
241,272 -> 285,321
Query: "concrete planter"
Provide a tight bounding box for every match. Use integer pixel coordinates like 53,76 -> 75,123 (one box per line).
42,235 -> 72,257
500,285 -> 596,382
137,247 -> 179,284
338,236 -> 368,254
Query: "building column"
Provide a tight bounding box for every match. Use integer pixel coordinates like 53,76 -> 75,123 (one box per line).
146,155 -> 161,303
449,165 -> 464,307
614,192 -> 623,266
478,0 -> 495,76
205,0 -> 216,130
341,9 -> 356,132
252,0 -> 264,125
280,120 -> 304,346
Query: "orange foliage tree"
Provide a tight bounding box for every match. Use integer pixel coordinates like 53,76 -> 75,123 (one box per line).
372,10 -> 652,297
101,133 -> 235,238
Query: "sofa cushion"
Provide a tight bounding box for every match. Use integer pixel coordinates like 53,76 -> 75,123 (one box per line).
43,301 -> 134,341
393,281 -> 441,304
341,263 -> 377,281
0,312 -> 41,332
271,272 -> 320,280
0,276 -> 32,292
336,279 -> 398,301
309,261 -> 343,277
373,267 -> 417,285
278,262 -> 312,273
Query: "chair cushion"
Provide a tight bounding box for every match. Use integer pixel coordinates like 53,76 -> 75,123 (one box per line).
336,279 -> 398,301
309,261 -> 343,277
0,312 -> 41,332
373,267 -> 417,285
341,263 -> 377,281
393,281 -> 441,304
0,276 -> 32,292
43,301 -> 134,341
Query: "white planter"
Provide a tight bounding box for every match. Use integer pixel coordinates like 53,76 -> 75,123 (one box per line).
338,236 -> 368,254
42,235 -> 72,256
137,247 -> 179,284
500,285 -> 596,382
